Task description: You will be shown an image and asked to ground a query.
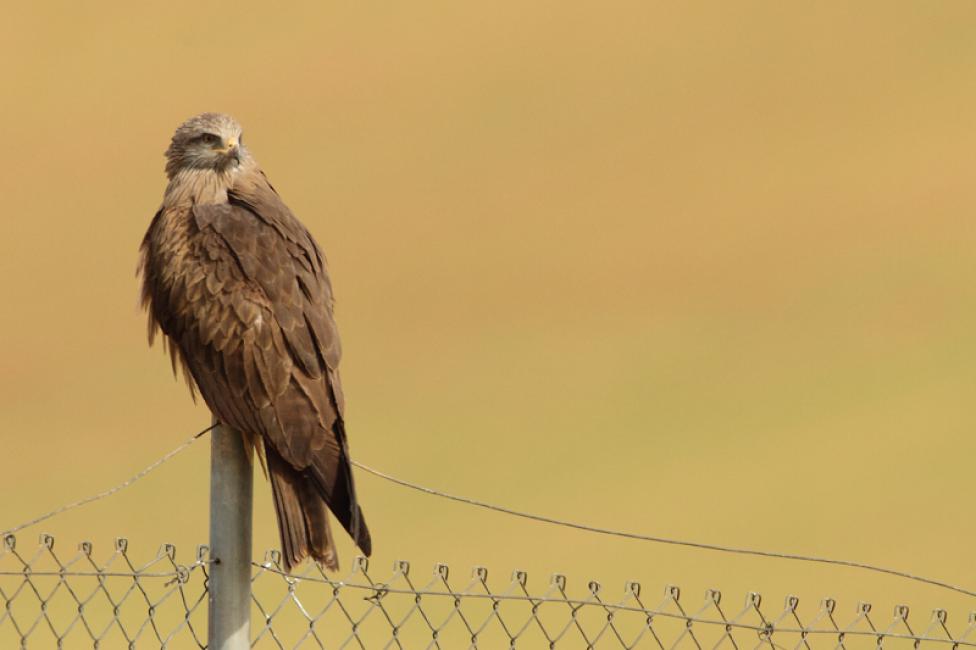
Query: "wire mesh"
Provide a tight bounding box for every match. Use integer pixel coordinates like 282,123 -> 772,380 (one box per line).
3,534 -> 976,650
0,533 -> 208,649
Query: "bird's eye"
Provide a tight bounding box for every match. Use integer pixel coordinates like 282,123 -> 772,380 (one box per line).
195,133 -> 222,147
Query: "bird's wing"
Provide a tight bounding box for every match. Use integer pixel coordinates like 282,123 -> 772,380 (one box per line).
146,181 -> 367,552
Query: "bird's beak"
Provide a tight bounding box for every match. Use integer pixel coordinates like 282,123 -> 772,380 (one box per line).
220,138 -> 241,162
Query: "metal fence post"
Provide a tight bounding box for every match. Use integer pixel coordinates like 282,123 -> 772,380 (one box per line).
208,417 -> 253,649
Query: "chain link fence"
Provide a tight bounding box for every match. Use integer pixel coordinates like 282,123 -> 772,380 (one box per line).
3,533 -> 976,649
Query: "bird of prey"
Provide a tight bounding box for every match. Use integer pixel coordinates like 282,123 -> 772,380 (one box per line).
138,112 -> 370,572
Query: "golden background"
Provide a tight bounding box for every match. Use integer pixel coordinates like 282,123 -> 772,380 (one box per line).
2,0 -> 975,643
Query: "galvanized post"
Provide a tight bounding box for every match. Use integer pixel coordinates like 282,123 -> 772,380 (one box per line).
208,416 -> 253,649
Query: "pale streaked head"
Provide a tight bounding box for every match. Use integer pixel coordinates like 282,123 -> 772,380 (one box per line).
165,112 -> 250,179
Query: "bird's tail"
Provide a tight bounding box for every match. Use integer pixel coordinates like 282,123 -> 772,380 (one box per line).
267,447 -> 339,573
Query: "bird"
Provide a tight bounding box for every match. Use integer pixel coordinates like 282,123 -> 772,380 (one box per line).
138,112 -> 370,572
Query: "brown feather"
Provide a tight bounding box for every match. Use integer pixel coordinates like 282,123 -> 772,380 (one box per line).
267,445 -> 338,572
138,119 -> 370,572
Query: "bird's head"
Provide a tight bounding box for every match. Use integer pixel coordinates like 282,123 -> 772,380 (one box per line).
165,113 -> 248,179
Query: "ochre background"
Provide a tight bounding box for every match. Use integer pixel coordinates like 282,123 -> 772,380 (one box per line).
2,0 -> 975,641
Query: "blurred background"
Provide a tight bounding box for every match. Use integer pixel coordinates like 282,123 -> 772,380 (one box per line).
1,0 -> 975,634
